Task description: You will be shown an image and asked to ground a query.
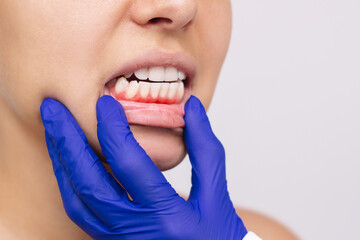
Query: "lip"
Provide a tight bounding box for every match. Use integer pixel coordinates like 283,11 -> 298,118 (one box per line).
102,49 -> 197,128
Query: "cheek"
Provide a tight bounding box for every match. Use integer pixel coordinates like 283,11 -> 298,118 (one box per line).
192,0 -> 232,110
0,0 -> 120,132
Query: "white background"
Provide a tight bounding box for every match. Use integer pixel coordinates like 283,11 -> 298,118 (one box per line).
164,0 -> 360,239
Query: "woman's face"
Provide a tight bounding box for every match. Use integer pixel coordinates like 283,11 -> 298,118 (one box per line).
0,0 -> 232,171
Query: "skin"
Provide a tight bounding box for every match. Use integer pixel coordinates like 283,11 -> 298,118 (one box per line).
0,0 -> 298,239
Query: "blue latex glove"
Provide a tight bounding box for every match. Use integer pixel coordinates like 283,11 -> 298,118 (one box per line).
40,95 -> 247,240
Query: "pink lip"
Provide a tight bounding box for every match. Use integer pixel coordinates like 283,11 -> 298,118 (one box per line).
117,89 -> 191,128
103,49 -> 197,128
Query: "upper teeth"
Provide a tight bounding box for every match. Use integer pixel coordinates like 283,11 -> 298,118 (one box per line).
127,66 -> 186,82
110,66 -> 187,102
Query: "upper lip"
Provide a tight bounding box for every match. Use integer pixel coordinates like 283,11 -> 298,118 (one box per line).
104,49 -> 197,85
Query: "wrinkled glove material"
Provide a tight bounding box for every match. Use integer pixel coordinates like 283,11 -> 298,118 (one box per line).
40,95 -> 248,240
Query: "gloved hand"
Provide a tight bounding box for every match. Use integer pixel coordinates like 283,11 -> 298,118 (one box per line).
40,95 -> 247,240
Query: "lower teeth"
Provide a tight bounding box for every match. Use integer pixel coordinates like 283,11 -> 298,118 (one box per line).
110,76 -> 185,102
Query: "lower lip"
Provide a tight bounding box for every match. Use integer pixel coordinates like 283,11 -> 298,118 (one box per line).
105,86 -> 191,128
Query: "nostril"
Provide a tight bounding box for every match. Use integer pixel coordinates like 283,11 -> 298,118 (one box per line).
149,17 -> 172,24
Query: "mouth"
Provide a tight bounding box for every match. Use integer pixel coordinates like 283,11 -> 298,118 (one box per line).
102,49 -> 196,128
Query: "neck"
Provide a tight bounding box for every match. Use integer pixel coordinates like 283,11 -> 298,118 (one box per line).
0,97 -> 90,239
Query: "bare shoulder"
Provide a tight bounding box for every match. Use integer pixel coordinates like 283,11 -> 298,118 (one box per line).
0,221 -> 19,240
179,194 -> 298,239
236,207 -> 299,240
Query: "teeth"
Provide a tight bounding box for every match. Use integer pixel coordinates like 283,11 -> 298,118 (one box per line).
177,81 -> 184,100
149,66 -> 165,82
134,68 -> 148,80
126,81 -> 139,99
150,83 -> 161,99
168,82 -> 179,99
112,66 -> 186,101
125,73 -> 133,78
139,82 -> 150,98
112,77 -> 185,101
164,66 -> 178,81
159,83 -> 169,98
125,66 -> 186,82
178,70 -> 186,80
115,77 -> 129,93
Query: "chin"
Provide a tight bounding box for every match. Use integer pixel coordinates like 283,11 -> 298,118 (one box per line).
129,125 -> 187,171
91,124 -> 186,172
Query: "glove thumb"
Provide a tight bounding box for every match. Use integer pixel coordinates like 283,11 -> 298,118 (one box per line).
184,96 -> 227,202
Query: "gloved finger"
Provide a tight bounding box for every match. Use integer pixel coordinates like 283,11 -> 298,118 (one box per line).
41,98 -> 130,226
184,96 -> 227,201
96,96 -> 179,207
45,132 -> 110,237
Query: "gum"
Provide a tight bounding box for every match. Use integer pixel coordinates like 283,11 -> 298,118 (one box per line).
109,86 -> 182,104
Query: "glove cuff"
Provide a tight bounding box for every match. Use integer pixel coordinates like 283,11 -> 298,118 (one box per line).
243,231 -> 262,240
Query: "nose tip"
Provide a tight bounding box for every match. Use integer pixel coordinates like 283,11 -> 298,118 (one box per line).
130,0 -> 198,31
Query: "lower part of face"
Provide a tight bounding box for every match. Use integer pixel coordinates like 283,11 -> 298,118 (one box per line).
0,0 -> 232,171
